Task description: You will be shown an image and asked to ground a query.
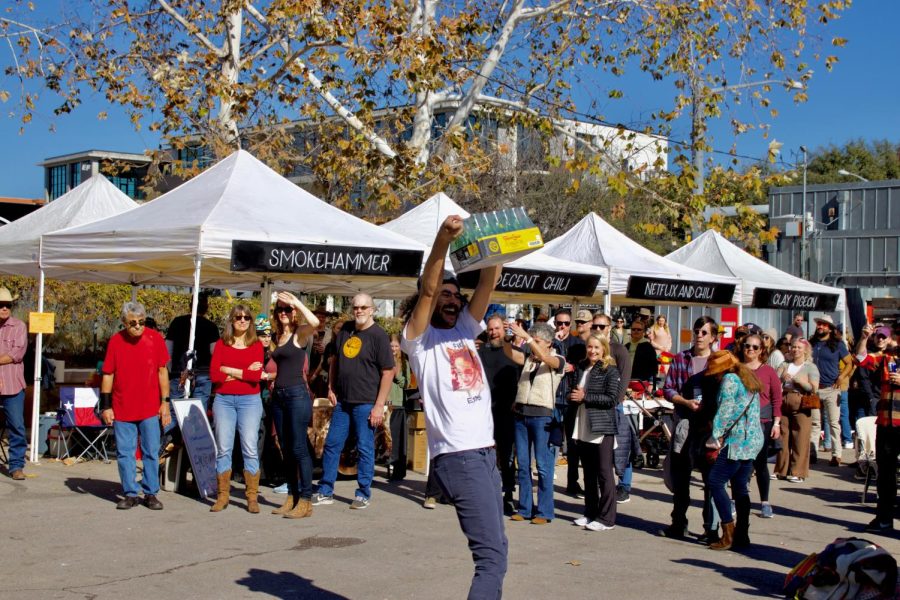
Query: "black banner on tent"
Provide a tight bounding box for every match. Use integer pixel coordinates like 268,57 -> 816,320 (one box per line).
626,276 -> 735,304
231,240 -> 423,277
458,268 -> 601,296
751,288 -> 839,312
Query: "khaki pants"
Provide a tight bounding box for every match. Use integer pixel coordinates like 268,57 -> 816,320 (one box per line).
818,388 -> 841,457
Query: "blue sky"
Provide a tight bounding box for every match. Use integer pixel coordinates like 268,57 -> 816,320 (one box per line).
1,2 -> 898,199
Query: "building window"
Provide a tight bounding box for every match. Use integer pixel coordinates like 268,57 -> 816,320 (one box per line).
108,175 -> 138,199
69,162 -> 82,189
177,146 -> 214,169
49,165 -> 67,199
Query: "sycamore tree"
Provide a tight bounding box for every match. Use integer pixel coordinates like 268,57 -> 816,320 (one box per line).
2,0 -> 849,223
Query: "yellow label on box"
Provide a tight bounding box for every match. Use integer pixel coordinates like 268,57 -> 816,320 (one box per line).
29,312 -> 55,335
494,227 -> 543,253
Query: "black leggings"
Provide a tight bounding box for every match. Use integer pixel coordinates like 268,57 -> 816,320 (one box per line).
752,420 -> 774,502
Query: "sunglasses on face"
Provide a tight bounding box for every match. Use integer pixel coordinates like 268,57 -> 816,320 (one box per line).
0,303 -> 11,309
126,319 -> 146,328
631,328 -> 644,332
352,305 -> 371,311
555,321 -> 571,328
233,315 -> 252,322
592,324 -> 608,330
743,343 -> 761,351
274,305 -> 293,314
693,329 -> 711,337
874,334 -> 889,341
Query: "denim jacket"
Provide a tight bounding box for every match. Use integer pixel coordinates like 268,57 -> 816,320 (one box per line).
712,373 -> 763,461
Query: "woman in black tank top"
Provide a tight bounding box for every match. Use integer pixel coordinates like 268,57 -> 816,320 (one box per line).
268,291 -> 320,519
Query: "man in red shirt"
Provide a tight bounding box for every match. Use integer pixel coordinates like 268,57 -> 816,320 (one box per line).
0,287 -> 28,480
856,321 -> 900,533
100,302 -> 171,510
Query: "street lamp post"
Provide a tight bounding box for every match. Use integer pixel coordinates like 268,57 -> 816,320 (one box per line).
799,146 -> 809,279
838,168 -> 869,182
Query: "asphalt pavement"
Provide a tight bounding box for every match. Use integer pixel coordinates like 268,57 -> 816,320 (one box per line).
2,447 -> 897,600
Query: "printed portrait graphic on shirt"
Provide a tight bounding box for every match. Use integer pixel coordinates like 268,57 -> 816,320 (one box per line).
447,347 -> 484,395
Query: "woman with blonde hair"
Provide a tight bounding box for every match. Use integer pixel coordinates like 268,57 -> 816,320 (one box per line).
649,315 -> 672,354
208,304 -> 267,513
569,333 -> 621,531
268,291 -> 320,519
704,350 -> 763,550
774,338 -> 820,484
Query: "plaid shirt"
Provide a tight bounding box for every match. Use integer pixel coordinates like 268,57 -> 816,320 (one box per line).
0,316 -> 27,395
856,350 -> 900,427
663,348 -> 694,403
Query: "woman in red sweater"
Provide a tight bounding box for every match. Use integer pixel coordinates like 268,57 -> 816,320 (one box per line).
208,305 -> 267,513
738,333 -> 783,524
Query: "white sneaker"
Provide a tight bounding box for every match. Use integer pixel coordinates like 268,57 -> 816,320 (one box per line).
842,442 -> 854,449
573,516 -> 589,527
585,521 -> 615,531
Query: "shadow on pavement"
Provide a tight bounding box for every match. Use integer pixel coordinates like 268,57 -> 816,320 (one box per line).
64,476 -> 123,503
672,558 -> 784,598
235,567 -> 350,599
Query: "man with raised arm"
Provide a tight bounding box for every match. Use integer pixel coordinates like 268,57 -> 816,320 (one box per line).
401,215 -> 505,600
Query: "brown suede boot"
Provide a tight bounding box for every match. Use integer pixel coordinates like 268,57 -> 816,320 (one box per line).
209,470 -> 232,512
244,470 -> 260,514
272,494 -> 297,515
709,521 -> 735,551
284,498 -> 313,519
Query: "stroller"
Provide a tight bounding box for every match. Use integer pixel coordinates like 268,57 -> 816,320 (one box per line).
623,380 -> 674,469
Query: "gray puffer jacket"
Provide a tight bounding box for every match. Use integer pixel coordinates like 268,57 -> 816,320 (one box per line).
574,362 -> 621,435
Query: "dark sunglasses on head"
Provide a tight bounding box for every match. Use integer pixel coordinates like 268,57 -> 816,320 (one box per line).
274,305 -> 294,314
743,343 -> 761,350
592,324 -> 608,330
233,315 -> 252,322
126,319 -> 146,328
0,302 -> 11,309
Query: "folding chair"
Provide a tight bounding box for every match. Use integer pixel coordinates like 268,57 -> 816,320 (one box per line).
57,387 -> 111,463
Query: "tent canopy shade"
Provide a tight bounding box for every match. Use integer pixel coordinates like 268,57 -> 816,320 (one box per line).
665,229 -> 845,312
40,150 -> 426,298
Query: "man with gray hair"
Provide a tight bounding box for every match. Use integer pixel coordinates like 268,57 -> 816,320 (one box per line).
99,302 -> 171,510
313,293 -> 394,509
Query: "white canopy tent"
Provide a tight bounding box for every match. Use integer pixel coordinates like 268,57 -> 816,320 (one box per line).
0,174 -> 139,463
665,229 -> 847,322
381,193 -> 606,303
539,212 -> 742,314
41,149 -> 425,420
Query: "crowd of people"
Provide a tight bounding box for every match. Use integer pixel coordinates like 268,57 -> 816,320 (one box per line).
1,223 -> 899,597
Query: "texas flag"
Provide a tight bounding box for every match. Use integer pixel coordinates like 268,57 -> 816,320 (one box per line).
60,387 -> 103,428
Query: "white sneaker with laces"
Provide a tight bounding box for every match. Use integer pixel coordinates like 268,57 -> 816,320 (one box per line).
585,521 -> 614,531
573,516 -> 589,527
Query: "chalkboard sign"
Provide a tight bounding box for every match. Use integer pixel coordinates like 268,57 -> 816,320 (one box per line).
626,275 -> 736,305
751,288 -> 839,312
171,399 -> 217,499
458,267 -> 601,297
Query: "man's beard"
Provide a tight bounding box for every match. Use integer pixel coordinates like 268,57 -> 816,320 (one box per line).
815,330 -> 829,340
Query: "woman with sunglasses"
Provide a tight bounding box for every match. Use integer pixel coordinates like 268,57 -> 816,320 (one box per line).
269,291 -> 320,519
208,305 -> 266,513
737,334 -> 782,520
774,339 -> 820,483
610,317 -> 627,346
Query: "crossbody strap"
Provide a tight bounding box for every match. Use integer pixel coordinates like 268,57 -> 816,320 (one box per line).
720,394 -> 755,443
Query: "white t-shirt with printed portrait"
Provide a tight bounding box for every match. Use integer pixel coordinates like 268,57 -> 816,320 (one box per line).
402,307 -> 494,457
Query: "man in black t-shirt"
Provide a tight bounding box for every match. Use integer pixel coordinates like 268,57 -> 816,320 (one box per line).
313,293 -> 394,509
166,293 -> 220,405
479,314 -> 522,513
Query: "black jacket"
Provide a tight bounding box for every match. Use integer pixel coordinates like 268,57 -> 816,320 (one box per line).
573,362 -> 621,435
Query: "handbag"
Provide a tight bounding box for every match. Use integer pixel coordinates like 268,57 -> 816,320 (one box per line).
800,393 -> 820,410
704,394 -> 755,464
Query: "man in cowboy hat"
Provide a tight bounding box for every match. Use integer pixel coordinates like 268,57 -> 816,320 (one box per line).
811,315 -> 852,466
0,287 -> 27,480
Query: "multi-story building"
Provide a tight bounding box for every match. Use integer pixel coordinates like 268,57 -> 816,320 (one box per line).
768,179 -> 900,319
39,150 -> 153,201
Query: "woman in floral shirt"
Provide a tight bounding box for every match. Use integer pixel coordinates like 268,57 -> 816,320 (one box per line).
704,350 -> 763,551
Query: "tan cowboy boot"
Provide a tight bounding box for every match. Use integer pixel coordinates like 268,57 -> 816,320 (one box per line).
709,521 -> 735,551
244,470 -> 261,514
209,470 -> 231,512
272,494 -> 296,515
284,498 -> 313,519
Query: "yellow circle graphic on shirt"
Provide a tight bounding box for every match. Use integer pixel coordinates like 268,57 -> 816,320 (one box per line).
343,335 -> 363,358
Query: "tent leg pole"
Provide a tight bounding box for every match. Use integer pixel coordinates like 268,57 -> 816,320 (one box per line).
29,269 -> 45,464
604,267 -> 613,316
184,257 -> 203,399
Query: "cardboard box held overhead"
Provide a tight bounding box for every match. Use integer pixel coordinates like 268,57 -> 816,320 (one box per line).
450,207 -> 543,273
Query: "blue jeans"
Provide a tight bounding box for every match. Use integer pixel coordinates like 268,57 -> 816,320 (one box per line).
212,393 -> 263,475
433,447 -> 507,600
114,417 -> 161,497
273,385 -> 314,499
513,414 -> 555,520
616,404 -> 633,492
708,448 -> 753,526
318,402 -> 375,500
1,390 -> 26,472
839,390 -> 852,446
